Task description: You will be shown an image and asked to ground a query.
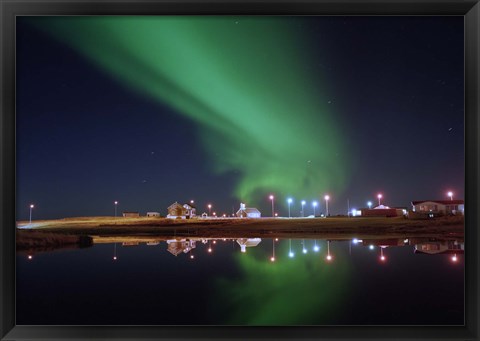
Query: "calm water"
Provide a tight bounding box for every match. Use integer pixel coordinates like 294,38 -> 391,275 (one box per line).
16,236 -> 464,325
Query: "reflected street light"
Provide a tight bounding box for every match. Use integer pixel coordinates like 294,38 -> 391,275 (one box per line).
270,239 -> 276,262
269,195 -> 275,217
29,204 -> 34,224
326,240 -> 332,261
380,247 -> 386,262
324,195 -> 330,216
301,200 -> 306,217
289,239 -> 294,258
287,198 -> 293,218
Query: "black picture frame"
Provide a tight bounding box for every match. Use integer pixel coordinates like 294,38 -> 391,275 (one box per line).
1,1 -> 478,340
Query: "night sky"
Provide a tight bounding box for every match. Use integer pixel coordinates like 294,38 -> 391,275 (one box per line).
16,16 -> 464,220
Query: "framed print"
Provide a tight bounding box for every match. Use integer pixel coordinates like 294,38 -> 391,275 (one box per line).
1,1 -> 479,340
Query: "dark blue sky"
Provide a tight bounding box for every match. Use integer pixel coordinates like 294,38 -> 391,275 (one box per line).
16,16 -> 464,219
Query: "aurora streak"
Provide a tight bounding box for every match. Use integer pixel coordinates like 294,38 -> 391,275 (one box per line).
214,241 -> 351,325
35,17 -> 348,203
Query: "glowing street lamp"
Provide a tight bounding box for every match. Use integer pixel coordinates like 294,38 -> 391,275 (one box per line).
114,201 -> 118,217
447,191 -> 453,201
324,195 -> 330,216
29,204 -> 34,224
301,200 -> 306,217
208,204 -> 212,216
367,201 -> 372,209
377,194 -> 382,206
287,198 -> 293,218
312,201 -> 318,216
269,195 -> 275,217
451,254 -> 458,262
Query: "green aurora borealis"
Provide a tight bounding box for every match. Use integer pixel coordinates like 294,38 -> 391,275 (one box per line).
214,241 -> 350,325
35,17 -> 348,203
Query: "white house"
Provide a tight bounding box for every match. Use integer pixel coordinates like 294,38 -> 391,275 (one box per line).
411,200 -> 464,215
236,203 -> 261,218
146,212 -> 160,217
182,203 -> 197,219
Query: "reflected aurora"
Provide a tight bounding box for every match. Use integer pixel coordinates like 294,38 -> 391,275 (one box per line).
34,17 -> 348,202
215,242 -> 350,325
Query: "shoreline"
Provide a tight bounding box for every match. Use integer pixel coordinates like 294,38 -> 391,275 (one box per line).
16,215 -> 464,240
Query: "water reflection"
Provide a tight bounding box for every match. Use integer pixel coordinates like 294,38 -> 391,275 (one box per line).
17,234 -> 465,325
78,235 -> 466,265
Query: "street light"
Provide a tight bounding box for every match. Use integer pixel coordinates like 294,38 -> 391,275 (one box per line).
269,195 -> 275,217
114,201 -> 118,217
313,201 -> 318,216
208,204 -> 212,216
367,201 -> 372,209
29,204 -> 34,224
447,191 -> 453,201
287,198 -> 293,218
377,194 -> 382,206
324,195 -> 330,216
301,200 -> 306,217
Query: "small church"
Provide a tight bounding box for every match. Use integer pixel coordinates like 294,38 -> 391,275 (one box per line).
236,203 -> 261,218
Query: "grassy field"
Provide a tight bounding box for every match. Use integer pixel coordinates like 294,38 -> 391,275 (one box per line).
16,215 -> 464,241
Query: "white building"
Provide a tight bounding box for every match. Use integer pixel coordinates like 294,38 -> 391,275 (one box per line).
236,203 -> 261,218
411,200 -> 464,215
146,212 -> 160,217
182,203 -> 197,218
